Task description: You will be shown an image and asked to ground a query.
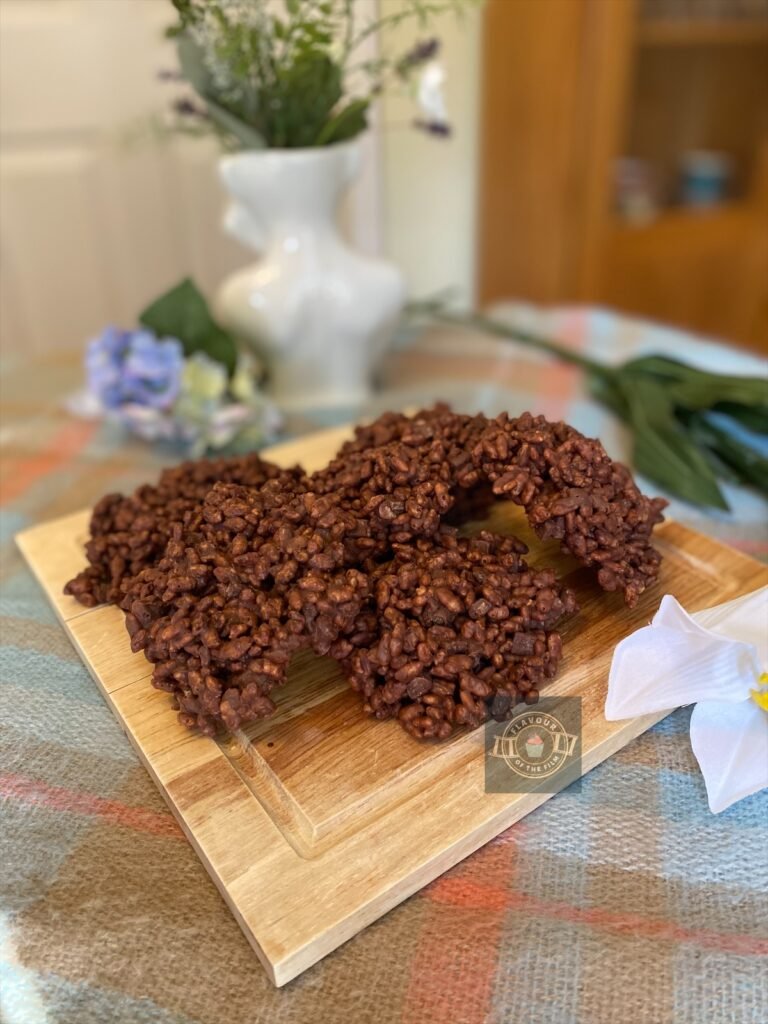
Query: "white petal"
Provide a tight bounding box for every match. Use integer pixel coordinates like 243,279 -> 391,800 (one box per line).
417,62 -> 448,123
690,698 -> 768,813
605,595 -> 760,720
693,585 -> 768,664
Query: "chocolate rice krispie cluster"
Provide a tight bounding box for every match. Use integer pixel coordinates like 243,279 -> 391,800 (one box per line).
65,407 -> 666,739
64,453 -> 298,607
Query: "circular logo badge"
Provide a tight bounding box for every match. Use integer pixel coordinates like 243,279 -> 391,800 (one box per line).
492,710 -> 575,780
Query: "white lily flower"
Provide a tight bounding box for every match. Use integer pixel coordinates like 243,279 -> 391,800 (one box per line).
417,60 -> 449,126
605,587 -> 768,813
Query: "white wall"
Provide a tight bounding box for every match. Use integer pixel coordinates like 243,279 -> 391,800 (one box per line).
380,1 -> 482,306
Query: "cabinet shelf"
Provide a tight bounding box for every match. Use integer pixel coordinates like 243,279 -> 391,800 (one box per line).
611,201 -> 756,234
637,19 -> 768,47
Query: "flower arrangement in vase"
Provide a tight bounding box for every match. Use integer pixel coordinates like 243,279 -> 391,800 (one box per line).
163,0 -> 475,410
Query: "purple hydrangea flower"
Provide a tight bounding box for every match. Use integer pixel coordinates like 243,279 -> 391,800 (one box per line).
85,327 -> 183,411
121,330 -> 184,409
85,326 -> 132,409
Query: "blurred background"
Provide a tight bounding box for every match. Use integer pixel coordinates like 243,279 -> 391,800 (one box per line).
1,0 -> 767,360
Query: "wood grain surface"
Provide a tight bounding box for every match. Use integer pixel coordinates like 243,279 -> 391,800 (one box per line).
16,421 -> 768,986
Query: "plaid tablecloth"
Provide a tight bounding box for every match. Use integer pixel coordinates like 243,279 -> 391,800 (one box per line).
2,307 -> 767,1024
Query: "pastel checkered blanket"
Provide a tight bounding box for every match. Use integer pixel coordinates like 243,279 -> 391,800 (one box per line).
2,308 -> 767,1024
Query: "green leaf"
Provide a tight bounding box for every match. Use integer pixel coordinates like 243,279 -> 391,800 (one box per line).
683,411 -> 768,495
204,96 -> 266,149
176,33 -> 266,150
621,354 -> 768,410
693,441 -> 744,486
170,0 -> 198,31
139,277 -> 238,376
315,98 -> 369,145
587,372 -> 629,420
617,373 -> 729,510
713,401 -> 768,435
176,33 -> 213,96
268,51 -> 343,147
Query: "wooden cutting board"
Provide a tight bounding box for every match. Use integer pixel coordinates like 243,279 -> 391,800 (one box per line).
16,422 -> 768,986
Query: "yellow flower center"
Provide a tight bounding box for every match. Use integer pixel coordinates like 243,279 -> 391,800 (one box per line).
750,672 -> 768,712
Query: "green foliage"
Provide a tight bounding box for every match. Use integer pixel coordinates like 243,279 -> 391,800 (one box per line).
165,0 -> 474,149
430,309 -> 768,512
315,97 -> 370,146
267,51 -> 345,147
139,278 -> 238,375
613,372 -> 731,510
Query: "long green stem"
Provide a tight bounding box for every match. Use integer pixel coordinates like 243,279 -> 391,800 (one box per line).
435,311 -> 615,380
341,0 -> 355,61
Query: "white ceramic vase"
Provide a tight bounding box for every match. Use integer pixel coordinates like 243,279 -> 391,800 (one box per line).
215,142 -> 404,410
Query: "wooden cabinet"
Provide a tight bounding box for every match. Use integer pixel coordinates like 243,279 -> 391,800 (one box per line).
478,0 -> 768,351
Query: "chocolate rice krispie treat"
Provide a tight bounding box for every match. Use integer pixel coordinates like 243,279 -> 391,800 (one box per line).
120,477 -> 373,734
471,412 -> 668,607
64,452 -> 297,607
342,529 -> 577,739
65,405 -> 666,739
332,407 -> 666,606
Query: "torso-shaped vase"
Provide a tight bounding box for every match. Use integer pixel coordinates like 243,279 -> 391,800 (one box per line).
215,142 -> 404,410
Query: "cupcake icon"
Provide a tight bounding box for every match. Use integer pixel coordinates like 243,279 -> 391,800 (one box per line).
524,733 -> 545,759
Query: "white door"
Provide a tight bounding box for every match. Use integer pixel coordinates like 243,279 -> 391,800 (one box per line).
0,0 -> 382,358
